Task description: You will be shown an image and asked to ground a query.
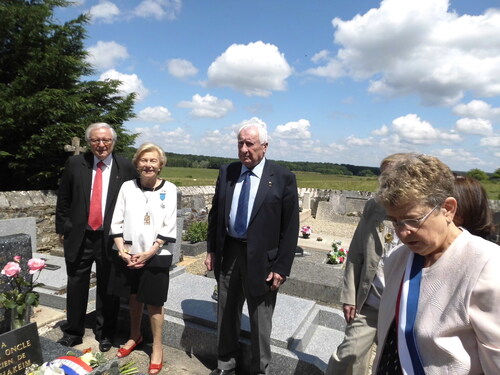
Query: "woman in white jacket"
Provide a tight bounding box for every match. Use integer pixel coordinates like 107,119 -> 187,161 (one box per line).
110,143 -> 177,375
373,153 -> 500,375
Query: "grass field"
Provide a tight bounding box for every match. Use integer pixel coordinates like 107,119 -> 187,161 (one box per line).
161,167 -> 500,199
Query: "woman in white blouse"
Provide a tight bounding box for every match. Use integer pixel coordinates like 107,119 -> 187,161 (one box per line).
110,143 -> 177,375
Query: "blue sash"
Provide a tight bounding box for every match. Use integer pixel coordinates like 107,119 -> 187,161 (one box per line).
397,252 -> 425,375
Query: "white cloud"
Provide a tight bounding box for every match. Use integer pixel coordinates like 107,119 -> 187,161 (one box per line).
346,135 -> 374,146
167,59 -> 198,79
134,125 -> 191,150
435,148 -> 483,166
136,106 -> 173,122
311,50 -> 331,64
99,69 -> 149,101
86,41 -> 128,70
178,94 -> 234,118
207,41 -> 292,97
390,114 -> 462,144
480,136 -> 500,147
455,118 -> 493,136
307,0 -> 500,105
371,125 -> 389,136
273,119 -> 312,140
88,1 -> 120,23
133,0 -> 181,21
453,100 -> 500,121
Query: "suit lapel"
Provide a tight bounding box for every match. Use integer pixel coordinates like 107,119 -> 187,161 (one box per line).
249,161 -> 273,225
83,153 -> 94,212
224,163 -> 240,227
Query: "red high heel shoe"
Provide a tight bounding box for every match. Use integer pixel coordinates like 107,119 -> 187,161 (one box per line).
116,337 -> 143,358
148,354 -> 163,375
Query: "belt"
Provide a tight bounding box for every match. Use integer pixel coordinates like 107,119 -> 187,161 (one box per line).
227,236 -> 247,245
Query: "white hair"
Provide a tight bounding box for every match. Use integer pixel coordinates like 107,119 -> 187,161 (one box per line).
85,122 -> 117,142
238,122 -> 268,144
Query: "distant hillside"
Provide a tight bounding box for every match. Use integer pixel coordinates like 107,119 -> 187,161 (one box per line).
122,149 -> 380,177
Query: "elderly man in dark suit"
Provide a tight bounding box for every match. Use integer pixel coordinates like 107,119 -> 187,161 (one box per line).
205,122 -> 299,375
56,123 -> 137,351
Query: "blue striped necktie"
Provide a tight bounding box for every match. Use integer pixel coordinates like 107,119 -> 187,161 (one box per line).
234,170 -> 251,237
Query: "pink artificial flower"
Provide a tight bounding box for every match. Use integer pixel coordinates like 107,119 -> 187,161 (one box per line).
339,248 -> 345,254
1,262 -> 21,277
27,258 -> 46,274
13,256 -> 22,262
339,256 -> 345,263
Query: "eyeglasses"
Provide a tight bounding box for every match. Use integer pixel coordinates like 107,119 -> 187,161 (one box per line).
389,205 -> 441,230
90,138 -> 113,145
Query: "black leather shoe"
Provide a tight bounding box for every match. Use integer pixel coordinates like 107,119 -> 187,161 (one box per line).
209,370 -> 235,375
57,335 -> 83,347
99,338 -> 113,352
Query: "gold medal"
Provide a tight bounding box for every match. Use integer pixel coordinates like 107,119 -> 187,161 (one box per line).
144,213 -> 151,225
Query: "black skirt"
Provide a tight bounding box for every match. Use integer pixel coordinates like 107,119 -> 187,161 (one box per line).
109,252 -> 172,306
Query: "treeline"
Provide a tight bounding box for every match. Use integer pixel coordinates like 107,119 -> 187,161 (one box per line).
124,150 -> 380,176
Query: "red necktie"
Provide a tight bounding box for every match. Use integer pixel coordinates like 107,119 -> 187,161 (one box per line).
88,161 -> 104,230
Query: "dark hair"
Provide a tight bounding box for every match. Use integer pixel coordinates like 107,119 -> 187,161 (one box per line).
453,175 -> 495,239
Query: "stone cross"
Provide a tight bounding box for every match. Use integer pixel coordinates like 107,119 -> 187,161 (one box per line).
64,137 -> 86,155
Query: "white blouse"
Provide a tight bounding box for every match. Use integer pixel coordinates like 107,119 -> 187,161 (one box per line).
110,179 -> 177,255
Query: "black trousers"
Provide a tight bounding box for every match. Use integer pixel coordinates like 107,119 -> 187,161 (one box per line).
63,230 -> 118,340
217,237 -> 277,374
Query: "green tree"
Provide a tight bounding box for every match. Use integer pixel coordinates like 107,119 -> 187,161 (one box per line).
490,168 -> 500,181
466,168 -> 489,181
0,0 -> 136,191
357,169 -> 376,177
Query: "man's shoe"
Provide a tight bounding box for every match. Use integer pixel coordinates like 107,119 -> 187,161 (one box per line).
209,370 -> 235,375
99,338 -> 113,352
57,335 -> 83,347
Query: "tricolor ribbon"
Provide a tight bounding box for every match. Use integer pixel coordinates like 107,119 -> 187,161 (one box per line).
397,252 -> 426,375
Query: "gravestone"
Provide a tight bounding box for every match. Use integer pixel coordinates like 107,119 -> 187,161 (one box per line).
0,218 -> 36,252
0,234 -> 33,334
0,323 -> 43,374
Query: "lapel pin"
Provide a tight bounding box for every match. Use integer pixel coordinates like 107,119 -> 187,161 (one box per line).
268,181 -> 272,187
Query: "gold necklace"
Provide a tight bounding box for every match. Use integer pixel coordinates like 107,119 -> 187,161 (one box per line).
139,178 -> 161,225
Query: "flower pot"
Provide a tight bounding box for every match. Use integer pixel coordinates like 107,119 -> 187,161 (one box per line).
302,233 -> 310,239
10,306 -> 30,330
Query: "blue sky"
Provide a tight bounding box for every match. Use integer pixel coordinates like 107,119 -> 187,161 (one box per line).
56,0 -> 500,172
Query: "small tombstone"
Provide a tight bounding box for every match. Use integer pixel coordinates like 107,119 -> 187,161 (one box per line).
64,137 -> 86,155
302,192 -> 311,211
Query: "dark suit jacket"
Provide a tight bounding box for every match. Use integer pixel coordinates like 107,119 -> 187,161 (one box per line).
55,152 -> 137,263
207,160 -> 299,297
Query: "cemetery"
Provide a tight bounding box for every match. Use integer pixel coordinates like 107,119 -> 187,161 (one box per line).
1,185 -> 499,375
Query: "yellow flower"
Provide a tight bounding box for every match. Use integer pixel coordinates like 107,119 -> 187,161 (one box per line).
79,352 -> 96,366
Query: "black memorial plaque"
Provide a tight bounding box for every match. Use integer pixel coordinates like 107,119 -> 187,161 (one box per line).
0,323 -> 43,375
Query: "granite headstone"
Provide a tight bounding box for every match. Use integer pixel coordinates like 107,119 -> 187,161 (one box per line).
0,234 -> 33,334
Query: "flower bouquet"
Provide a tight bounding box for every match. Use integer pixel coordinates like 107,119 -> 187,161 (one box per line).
326,240 -> 348,265
301,225 -> 312,238
0,256 -> 45,329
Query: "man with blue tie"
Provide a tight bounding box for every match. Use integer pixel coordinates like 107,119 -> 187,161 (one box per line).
205,122 -> 299,375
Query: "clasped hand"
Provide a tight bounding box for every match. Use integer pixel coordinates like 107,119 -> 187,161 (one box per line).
120,250 -> 154,269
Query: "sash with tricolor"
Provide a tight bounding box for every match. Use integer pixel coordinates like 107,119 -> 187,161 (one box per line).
396,252 -> 426,375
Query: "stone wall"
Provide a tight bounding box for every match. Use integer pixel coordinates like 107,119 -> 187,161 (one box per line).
1,187 -> 499,252
0,191 -> 57,251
